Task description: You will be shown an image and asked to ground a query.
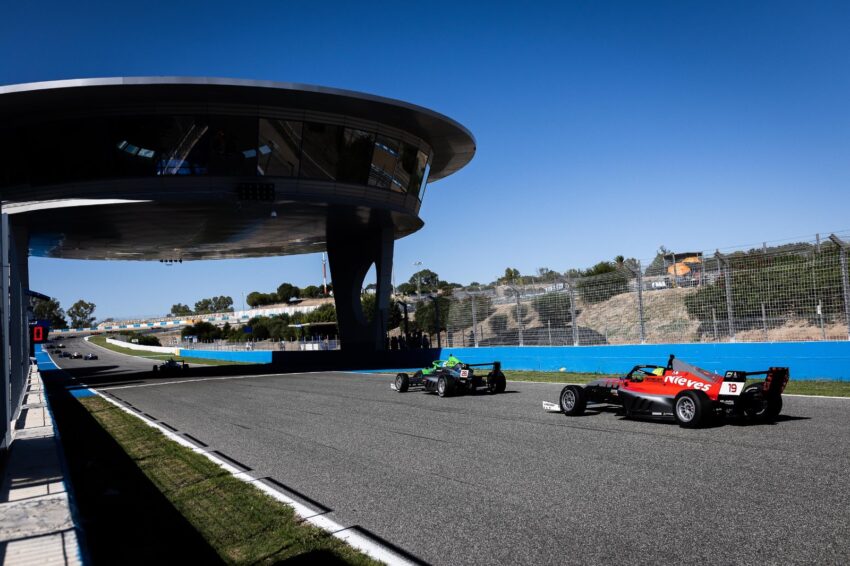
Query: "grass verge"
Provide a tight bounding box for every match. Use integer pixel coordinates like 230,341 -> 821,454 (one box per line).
80,395 -> 380,565
502,370 -> 850,397
88,335 -> 253,366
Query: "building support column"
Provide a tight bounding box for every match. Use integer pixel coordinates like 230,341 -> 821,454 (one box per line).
326,210 -> 394,351
8,219 -> 29,424
1,214 -> 9,452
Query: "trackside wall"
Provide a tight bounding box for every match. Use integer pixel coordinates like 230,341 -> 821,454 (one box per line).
177,350 -> 273,364
438,342 -> 850,381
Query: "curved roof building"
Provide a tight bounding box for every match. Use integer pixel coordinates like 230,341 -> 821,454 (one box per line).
0,77 -> 476,349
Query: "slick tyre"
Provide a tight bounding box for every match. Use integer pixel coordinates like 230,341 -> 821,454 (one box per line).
559,385 -> 587,416
437,376 -> 453,397
487,372 -> 507,394
743,383 -> 782,421
674,390 -> 710,428
395,373 -> 410,392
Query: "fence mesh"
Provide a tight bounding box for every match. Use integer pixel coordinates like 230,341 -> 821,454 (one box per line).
420,231 -> 850,346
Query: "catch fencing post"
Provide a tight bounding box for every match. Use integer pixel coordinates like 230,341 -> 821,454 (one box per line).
711,308 -> 718,341
828,235 -> 850,340
567,278 -> 579,346
627,261 -> 646,344
716,250 -> 736,342
470,294 -> 479,348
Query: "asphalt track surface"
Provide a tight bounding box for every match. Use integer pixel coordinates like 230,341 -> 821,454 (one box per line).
55,339 -> 850,565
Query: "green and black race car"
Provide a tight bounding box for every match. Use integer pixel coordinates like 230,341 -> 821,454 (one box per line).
393,354 -> 507,397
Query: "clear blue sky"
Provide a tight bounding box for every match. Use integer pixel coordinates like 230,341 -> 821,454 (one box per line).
2,0 -> 848,319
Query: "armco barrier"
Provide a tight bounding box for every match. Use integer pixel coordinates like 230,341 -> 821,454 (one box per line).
438,341 -> 850,381
178,349 -> 273,364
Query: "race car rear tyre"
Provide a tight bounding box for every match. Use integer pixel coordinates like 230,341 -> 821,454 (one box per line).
437,376 -> 453,397
487,372 -> 507,394
560,385 -> 587,416
742,383 -> 782,421
674,390 -> 710,428
395,373 -> 410,392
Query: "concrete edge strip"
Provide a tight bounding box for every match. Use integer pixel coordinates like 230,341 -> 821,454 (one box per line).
87,389 -> 416,566
30,360 -> 88,565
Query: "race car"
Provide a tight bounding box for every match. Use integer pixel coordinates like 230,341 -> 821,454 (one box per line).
70,351 -> 82,359
393,354 -> 506,397
152,358 -> 188,376
83,353 -> 98,360
548,355 -> 789,428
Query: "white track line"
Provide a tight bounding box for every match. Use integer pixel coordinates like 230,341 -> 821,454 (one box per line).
87,389 -> 415,565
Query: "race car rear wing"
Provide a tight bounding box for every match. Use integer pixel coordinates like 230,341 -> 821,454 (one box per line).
723,367 -> 790,395
462,361 -> 502,372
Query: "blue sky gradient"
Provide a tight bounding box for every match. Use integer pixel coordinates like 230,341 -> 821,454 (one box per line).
2,1 -> 848,319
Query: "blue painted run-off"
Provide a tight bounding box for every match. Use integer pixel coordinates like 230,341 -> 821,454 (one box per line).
439,341 -> 850,381
182,350 -> 272,364
35,345 -> 59,371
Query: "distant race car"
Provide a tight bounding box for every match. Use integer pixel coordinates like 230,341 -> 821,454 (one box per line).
84,353 -> 98,360
393,354 -> 506,397
153,358 -> 188,376
70,352 -> 83,359
546,355 -> 789,428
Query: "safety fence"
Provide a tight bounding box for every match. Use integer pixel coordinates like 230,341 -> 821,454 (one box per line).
426,231 -> 850,347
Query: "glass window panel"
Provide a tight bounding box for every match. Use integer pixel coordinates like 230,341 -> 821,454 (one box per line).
418,154 -> 432,200
258,119 -> 302,177
393,141 -> 421,194
300,122 -> 341,180
337,127 -> 375,184
409,149 -> 428,197
206,115 -> 257,176
368,135 -> 399,189
109,115 -> 210,177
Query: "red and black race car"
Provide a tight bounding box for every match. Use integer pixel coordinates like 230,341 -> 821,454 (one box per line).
548,355 -> 789,428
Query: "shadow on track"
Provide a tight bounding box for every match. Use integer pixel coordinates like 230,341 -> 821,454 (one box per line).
41,368 -> 225,565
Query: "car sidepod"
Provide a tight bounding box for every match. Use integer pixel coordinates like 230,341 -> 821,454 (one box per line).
618,388 -> 676,418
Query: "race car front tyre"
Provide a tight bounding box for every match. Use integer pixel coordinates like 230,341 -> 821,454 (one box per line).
437,376 -> 454,397
152,365 -> 158,373
560,385 -> 587,416
674,390 -> 710,428
395,373 -> 410,392
742,383 -> 782,421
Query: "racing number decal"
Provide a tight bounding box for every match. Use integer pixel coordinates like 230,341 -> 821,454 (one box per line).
460,370 -> 469,378
719,382 -> 743,396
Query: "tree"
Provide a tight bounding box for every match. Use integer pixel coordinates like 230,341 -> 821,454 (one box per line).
498,267 -> 521,284
413,296 -> 452,333
170,303 -> 193,316
531,292 -> 573,326
488,313 -> 508,335
574,261 -> 630,304
246,292 -> 276,308
181,321 -> 221,341
67,300 -> 96,329
33,298 -> 67,329
408,269 -> 440,293
511,303 -> 532,326
448,294 -> 494,329
194,296 -> 234,314
301,285 -> 323,298
361,295 -> 402,330
276,282 -> 299,303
